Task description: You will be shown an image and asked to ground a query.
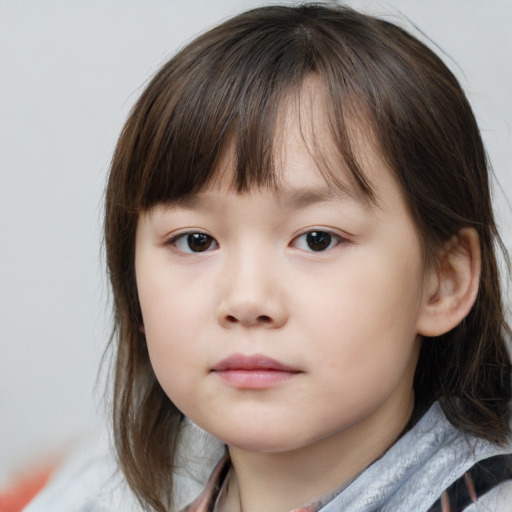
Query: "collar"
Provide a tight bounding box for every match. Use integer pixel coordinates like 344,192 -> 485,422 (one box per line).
182,453 -> 358,512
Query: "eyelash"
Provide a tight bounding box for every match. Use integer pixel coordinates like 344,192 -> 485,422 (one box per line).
291,230 -> 344,252
167,229 -> 345,254
167,232 -> 219,254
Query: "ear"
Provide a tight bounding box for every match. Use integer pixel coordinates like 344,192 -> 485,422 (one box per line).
417,228 -> 481,337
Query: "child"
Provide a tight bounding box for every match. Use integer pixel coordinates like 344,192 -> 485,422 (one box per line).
101,3 -> 512,512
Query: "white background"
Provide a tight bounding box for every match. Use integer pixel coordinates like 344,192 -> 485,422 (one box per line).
1,0 -> 510,487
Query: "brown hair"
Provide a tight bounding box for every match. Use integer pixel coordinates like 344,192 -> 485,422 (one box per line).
104,4 -> 511,511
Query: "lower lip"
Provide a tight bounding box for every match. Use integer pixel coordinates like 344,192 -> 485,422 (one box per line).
213,369 -> 299,389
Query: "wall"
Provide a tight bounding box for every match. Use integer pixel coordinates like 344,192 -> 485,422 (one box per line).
1,0 -> 510,486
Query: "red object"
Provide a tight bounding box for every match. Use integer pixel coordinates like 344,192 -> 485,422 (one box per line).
0,465 -> 56,512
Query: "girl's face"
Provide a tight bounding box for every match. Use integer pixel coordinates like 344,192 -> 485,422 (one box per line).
135,94 -> 432,457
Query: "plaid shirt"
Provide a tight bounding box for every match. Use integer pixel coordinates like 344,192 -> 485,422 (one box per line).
181,450 -> 512,512
181,453 -> 344,512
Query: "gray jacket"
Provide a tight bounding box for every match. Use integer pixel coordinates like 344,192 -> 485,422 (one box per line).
25,403 -> 512,511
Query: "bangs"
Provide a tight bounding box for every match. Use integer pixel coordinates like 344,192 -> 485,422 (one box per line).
106,9 -> 512,509
122,6 -> 379,211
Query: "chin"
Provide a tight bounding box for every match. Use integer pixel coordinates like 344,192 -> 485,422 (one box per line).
216,428 -> 310,454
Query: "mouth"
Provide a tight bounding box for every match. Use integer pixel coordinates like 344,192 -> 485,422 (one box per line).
211,353 -> 301,389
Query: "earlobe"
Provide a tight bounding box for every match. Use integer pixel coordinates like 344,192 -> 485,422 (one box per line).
417,228 -> 481,337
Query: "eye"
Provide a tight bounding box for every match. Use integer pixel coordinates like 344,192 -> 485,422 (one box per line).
292,230 -> 341,252
170,232 -> 218,253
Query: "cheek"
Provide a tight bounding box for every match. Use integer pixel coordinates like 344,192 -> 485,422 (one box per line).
137,251 -> 211,342
319,255 -> 423,337
306,244 -> 425,383
141,299 -> 208,417
140,289 -> 204,369
307,276 -> 422,431
136,260 -> 211,397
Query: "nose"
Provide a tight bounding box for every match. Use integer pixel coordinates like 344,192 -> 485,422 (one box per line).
216,253 -> 288,329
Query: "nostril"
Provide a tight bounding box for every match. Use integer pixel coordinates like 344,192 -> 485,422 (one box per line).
225,314 -> 273,325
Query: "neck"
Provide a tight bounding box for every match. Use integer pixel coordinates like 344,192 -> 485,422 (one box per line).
226,394 -> 414,512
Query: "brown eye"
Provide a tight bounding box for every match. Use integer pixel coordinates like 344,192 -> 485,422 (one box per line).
306,231 -> 332,251
172,232 -> 218,253
187,233 -> 213,252
292,230 -> 341,252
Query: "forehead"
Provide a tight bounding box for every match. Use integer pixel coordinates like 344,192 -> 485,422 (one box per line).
150,105 -> 413,246
203,77 -> 382,207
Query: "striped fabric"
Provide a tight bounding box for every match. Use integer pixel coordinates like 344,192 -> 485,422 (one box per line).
428,454 -> 512,512
182,453 -> 512,512
181,454 -> 335,512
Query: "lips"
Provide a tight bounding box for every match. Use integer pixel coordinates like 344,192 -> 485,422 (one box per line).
211,353 -> 301,389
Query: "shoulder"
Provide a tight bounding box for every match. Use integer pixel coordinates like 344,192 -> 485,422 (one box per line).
428,453 -> 512,512
462,480 -> 512,512
23,421 -> 223,512
22,430 -> 141,512
320,403 -> 512,512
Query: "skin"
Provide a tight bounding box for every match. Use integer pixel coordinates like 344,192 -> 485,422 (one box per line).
135,86 -> 441,512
